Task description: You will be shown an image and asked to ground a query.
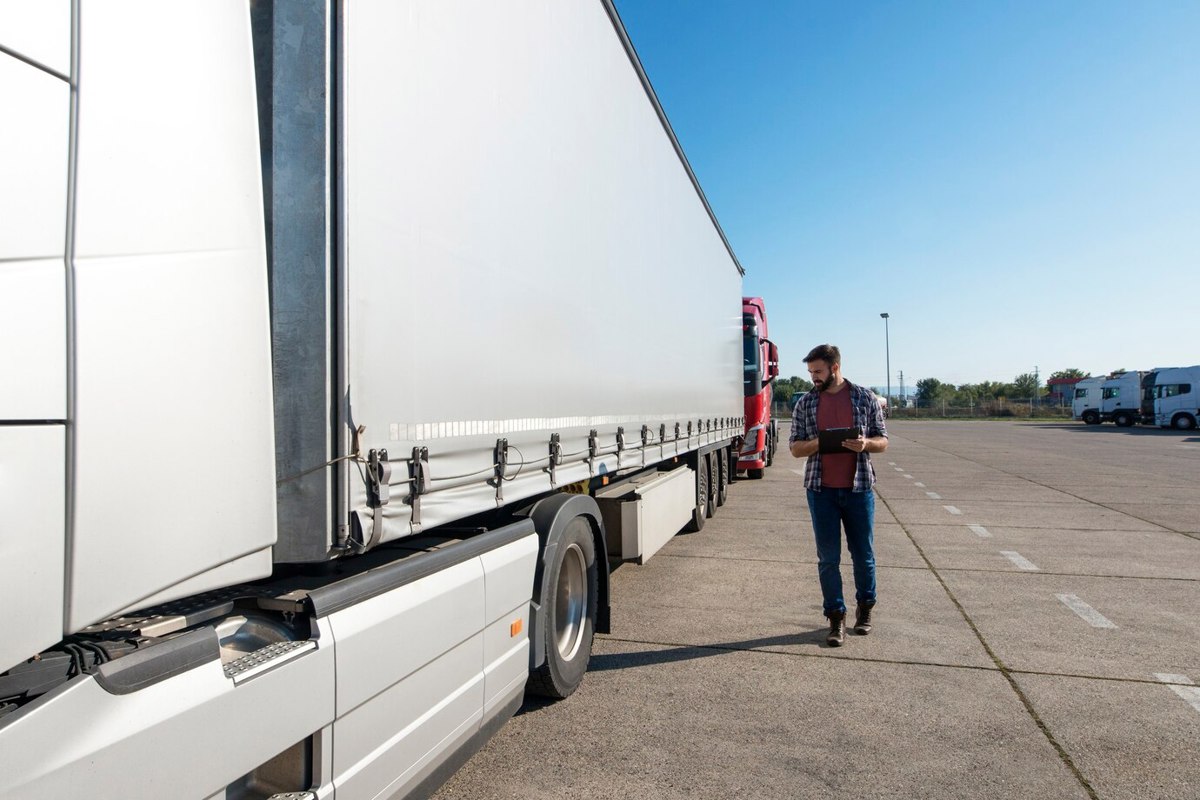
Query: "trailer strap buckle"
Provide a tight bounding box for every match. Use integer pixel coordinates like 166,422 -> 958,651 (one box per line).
408,447 -> 429,530
493,439 -> 508,505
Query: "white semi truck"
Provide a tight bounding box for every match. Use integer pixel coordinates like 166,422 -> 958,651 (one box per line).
1073,372 -> 1142,426
0,3 -> 751,798
1072,376 -> 1105,424
1098,371 -> 1144,427
1143,366 -> 1200,429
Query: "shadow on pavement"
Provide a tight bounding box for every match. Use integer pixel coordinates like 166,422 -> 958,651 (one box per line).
1025,423 -> 1193,437
586,629 -> 830,674
516,631 -> 832,715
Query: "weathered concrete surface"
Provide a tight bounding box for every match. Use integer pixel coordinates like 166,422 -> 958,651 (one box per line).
435,420 -> 1200,800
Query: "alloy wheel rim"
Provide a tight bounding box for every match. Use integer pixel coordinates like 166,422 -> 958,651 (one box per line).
555,542 -> 587,661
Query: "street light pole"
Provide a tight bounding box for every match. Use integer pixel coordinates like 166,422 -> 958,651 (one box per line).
880,313 -> 891,404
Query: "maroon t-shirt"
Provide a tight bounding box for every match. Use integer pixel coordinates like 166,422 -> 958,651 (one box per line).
816,386 -> 856,488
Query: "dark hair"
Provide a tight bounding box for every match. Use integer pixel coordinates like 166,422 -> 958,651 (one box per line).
803,344 -> 841,366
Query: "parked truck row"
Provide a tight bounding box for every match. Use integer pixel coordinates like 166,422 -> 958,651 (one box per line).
1072,366 -> 1200,429
0,3 -> 778,798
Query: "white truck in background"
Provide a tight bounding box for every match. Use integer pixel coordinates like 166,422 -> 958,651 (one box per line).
0,3 -> 754,798
1098,371 -> 1144,427
1073,372 -> 1142,426
1072,376 -> 1106,424
1143,366 -> 1200,430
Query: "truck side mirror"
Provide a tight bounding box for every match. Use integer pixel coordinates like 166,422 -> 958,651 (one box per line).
765,340 -> 780,381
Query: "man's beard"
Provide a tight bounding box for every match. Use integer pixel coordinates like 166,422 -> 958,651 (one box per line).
817,375 -> 835,392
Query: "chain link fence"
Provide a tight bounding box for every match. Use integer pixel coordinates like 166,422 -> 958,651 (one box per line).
772,397 -> 1074,420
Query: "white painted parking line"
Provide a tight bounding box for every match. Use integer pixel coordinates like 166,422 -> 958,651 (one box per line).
903,474 -> 913,479
1000,550 -> 1039,571
790,469 -> 805,477
943,505 -> 962,515
1056,594 -> 1117,629
888,461 -> 896,466
894,467 -> 904,472
914,482 -> 925,487
926,491 -> 941,499
1154,674 -> 1200,715
967,524 -> 991,538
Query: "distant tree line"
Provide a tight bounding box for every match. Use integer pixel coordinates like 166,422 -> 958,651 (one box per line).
774,375 -> 814,401
913,368 -> 1093,406
771,368 -> 1109,418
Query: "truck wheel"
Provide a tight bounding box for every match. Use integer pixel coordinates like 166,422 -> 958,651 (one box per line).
1114,411 -> 1133,427
1173,413 -> 1197,431
705,452 -> 718,518
528,516 -> 597,699
1082,410 -> 1100,425
716,448 -> 729,507
765,428 -> 775,467
685,456 -> 709,532
747,467 -> 764,480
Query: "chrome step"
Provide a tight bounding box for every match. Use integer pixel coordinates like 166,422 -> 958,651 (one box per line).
223,640 -> 316,684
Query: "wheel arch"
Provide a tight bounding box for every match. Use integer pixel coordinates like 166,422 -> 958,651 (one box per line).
517,493 -> 611,672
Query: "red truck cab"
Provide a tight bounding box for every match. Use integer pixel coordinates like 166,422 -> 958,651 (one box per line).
738,297 -> 779,478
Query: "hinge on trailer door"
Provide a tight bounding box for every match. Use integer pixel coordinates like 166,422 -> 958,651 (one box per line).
493,439 -> 508,504
675,422 -> 681,441
587,429 -> 598,475
616,427 -> 626,454
660,424 -> 667,444
408,447 -> 429,530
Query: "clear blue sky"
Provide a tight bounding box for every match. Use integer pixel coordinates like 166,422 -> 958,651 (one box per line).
614,0 -> 1200,392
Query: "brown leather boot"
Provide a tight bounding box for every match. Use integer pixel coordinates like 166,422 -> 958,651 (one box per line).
854,602 -> 875,635
826,611 -> 846,646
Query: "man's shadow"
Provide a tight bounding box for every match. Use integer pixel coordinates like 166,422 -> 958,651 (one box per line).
586,629 -> 831,675
518,628 -> 832,714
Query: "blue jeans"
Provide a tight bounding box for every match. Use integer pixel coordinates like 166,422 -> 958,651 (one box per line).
806,488 -> 877,617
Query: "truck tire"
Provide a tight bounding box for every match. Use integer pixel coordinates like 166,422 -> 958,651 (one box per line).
1082,410 -> 1100,425
1113,411 -> 1134,427
705,452 -> 718,518
527,515 -> 598,699
716,448 -> 729,507
685,456 -> 709,532
765,427 -> 776,467
1172,413 -> 1197,431
747,467 -> 764,480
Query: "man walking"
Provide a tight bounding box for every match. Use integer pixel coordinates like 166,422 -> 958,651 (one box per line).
790,344 -> 888,646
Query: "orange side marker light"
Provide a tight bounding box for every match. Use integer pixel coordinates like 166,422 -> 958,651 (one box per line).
510,619 -> 523,637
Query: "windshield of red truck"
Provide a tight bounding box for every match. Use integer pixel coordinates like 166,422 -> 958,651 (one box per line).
743,318 -> 762,397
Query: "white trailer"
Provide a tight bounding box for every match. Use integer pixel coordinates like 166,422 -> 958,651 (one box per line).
1098,371 -> 1144,427
1072,376 -> 1105,424
1146,366 -> 1200,429
0,3 -> 750,798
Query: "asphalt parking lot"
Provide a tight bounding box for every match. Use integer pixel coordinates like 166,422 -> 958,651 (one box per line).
434,420 -> 1200,800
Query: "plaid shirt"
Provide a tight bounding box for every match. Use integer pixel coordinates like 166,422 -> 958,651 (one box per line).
790,381 -> 888,492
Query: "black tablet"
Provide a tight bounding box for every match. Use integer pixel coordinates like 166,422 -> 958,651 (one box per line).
818,426 -> 862,454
